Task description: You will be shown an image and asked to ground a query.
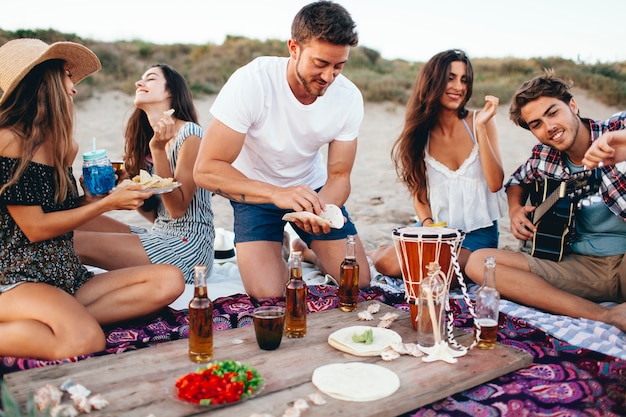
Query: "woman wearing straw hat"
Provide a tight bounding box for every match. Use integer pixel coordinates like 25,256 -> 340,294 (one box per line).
0,39 -> 184,360
74,64 -> 215,284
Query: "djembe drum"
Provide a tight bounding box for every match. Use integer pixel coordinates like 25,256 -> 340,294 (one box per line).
392,226 -> 465,330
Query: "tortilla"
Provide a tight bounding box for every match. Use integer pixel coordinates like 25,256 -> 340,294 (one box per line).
119,169 -> 178,189
312,362 -> 400,402
328,326 -> 402,356
282,204 -> 345,229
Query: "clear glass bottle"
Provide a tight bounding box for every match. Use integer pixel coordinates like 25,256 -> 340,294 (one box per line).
474,256 -> 500,349
417,262 -> 446,348
285,251 -> 307,338
339,235 -> 359,312
188,265 -> 213,362
82,148 -> 116,195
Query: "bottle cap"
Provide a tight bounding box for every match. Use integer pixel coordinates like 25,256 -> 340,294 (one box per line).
83,149 -> 107,160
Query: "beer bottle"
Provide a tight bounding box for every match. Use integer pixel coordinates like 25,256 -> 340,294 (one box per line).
188,265 -> 213,362
474,256 -> 500,349
338,235 -> 359,312
285,251 -> 307,338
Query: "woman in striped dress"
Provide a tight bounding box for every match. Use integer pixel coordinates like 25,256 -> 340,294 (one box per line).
75,64 -> 214,283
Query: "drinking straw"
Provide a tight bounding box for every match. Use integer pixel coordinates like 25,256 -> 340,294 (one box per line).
92,137 -> 97,152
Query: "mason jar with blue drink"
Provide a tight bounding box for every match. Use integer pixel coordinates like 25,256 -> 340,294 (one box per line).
82,149 -> 116,195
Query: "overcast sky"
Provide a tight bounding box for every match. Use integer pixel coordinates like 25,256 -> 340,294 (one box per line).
2,0 -> 624,63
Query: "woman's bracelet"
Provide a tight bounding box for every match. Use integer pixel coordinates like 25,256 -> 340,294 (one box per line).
421,216 -> 434,225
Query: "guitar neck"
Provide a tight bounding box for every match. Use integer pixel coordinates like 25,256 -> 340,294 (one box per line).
530,168 -> 601,225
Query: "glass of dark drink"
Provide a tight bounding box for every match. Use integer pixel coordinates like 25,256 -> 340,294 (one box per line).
252,306 -> 285,350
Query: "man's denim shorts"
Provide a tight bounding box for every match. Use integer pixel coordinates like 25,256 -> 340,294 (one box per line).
231,201 -> 358,247
462,222 -> 499,251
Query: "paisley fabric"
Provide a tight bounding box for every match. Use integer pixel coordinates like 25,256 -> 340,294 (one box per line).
1,286 -> 624,416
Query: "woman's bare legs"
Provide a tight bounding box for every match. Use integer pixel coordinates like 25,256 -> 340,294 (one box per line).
0,283 -> 106,360
76,264 -> 184,325
75,231 -> 152,270
368,244 -> 401,278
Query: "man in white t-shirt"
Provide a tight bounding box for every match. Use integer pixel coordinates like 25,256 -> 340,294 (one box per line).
194,1 -> 371,298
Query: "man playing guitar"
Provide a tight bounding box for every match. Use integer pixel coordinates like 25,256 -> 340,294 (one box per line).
465,70 -> 626,334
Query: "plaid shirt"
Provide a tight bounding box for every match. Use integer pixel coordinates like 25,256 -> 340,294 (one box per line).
506,111 -> 626,221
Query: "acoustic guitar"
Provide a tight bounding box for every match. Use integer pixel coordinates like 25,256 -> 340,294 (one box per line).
520,169 -> 601,261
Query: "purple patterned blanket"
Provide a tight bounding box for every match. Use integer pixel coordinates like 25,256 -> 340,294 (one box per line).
1,285 -> 624,416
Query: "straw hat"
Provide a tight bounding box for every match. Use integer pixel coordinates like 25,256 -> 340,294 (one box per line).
214,228 -> 237,264
0,38 -> 101,106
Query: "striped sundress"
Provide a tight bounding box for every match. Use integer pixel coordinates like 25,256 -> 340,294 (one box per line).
132,122 -> 215,284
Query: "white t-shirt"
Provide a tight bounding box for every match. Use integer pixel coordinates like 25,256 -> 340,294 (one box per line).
210,56 -> 364,189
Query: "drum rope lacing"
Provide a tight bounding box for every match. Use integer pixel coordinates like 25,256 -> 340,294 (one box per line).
395,227 -> 480,353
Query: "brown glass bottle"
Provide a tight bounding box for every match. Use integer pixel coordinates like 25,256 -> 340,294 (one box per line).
188,265 -> 213,362
285,251 -> 307,338
339,235 -> 359,312
474,256 -> 500,349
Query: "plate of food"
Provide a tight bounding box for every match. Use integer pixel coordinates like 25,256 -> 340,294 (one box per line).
327,325 -> 402,356
118,169 -> 180,194
143,183 -> 182,194
282,203 -> 345,229
170,360 -> 264,408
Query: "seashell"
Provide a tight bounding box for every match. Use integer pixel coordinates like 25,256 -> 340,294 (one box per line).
366,303 -> 381,314
380,312 -> 399,322
72,395 -> 92,413
292,398 -> 309,411
164,108 -> 175,116
59,379 -> 75,392
88,394 -> 109,410
67,383 -> 91,398
381,348 -> 401,361
282,407 -> 301,417
390,342 -> 409,355
34,384 -> 63,412
50,404 -> 79,417
308,392 -> 327,405
377,319 -> 393,329
357,310 -> 374,321
403,343 -> 423,357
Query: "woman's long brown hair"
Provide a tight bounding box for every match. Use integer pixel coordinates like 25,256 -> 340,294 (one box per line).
124,64 -> 199,177
0,60 -> 77,204
391,50 -> 473,204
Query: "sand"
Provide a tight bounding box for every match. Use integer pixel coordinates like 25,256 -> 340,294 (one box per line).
73,89 -> 621,252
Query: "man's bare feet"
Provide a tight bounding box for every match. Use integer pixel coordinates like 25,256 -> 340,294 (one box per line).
291,238 -> 318,265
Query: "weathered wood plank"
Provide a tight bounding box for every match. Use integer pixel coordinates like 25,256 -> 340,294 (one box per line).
4,301 -> 532,417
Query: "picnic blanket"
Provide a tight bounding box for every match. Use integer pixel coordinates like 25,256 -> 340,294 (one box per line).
1,283 -> 625,416
372,274 -> 626,362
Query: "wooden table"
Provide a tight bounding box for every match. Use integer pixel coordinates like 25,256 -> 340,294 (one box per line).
4,301 -> 532,416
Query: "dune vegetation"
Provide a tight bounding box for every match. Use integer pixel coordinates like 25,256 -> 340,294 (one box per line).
2,28 -> 625,109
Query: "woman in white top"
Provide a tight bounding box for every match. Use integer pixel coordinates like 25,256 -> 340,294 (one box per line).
370,49 -> 507,278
